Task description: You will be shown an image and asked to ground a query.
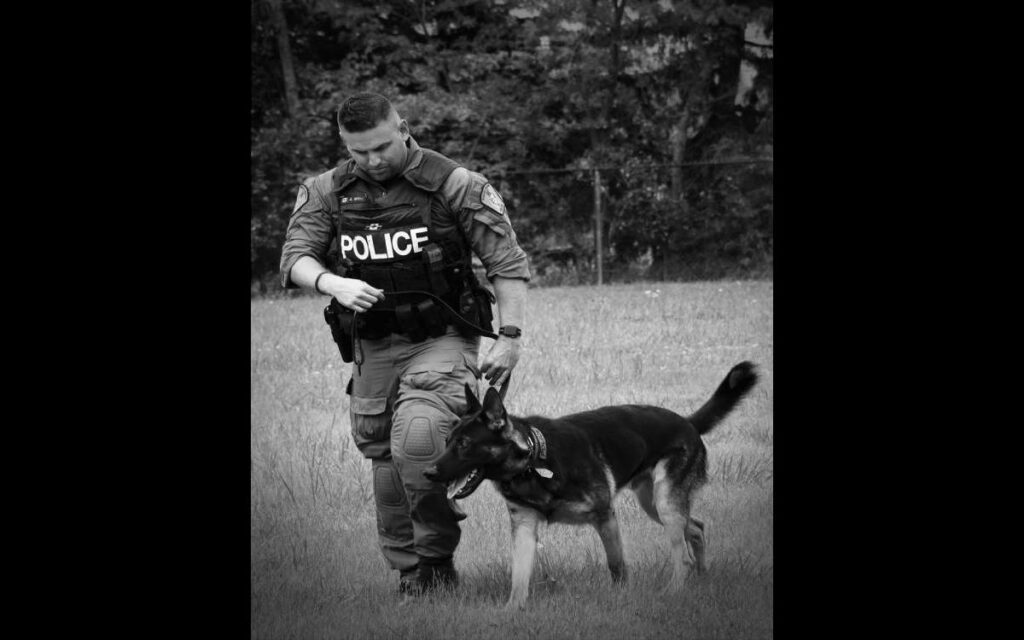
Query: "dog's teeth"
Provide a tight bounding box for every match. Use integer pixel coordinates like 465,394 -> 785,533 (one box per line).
448,469 -> 480,500
446,476 -> 466,499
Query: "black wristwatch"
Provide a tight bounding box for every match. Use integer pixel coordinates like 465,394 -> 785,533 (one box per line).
498,325 -> 522,339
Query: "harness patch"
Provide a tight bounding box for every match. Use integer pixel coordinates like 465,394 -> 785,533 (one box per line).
481,183 -> 505,214
292,184 -> 309,213
341,195 -> 369,204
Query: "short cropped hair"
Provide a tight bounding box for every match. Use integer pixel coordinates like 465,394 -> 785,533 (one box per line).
337,92 -> 395,133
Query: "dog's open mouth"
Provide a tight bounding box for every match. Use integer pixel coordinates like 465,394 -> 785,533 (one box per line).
446,468 -> 484,500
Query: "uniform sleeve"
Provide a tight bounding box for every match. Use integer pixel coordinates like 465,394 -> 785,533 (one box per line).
443,168 -> 531,282
278,176 -> 335,289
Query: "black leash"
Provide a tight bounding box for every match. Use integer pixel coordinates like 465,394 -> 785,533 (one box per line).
351,313 -> 364,375
366,288 -> 498,339
348,288 -> 502,378
495,374 -> 512,399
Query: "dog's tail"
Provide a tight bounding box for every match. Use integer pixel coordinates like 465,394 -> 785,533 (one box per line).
688,361 -> 759,435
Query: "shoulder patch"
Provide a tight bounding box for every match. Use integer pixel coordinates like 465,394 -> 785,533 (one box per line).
293,184 -> 310,214
481,183 -> 505,214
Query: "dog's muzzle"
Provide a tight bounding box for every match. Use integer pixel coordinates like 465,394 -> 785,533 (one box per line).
446,468 -> 484,499
424,465 -> 485,500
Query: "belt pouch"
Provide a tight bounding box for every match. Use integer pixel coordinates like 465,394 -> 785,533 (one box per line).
417,299 -> 446,338
422,245 -> 449,296
395,303 -> 426,343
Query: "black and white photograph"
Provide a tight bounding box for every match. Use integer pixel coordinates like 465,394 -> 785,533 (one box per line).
251,1 -> 773,637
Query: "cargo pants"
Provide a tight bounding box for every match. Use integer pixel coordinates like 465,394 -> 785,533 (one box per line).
347,327 -> 480,580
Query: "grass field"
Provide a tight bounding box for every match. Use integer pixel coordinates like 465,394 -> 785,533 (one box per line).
251,280 -> 773,639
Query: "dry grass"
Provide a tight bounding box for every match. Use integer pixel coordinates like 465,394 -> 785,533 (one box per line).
251,280 -> 773,639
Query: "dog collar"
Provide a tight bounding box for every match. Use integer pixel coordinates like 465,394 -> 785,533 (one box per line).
528,426 -> 552,478
529,426 -> 547,462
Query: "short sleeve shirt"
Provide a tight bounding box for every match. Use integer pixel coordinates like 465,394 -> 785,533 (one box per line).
279,140 -> 531,288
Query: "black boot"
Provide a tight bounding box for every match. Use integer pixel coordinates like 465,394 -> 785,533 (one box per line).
417,558 -> 459,592
398,567 -> 420,596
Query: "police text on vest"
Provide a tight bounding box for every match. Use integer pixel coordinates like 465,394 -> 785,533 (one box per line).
340,227 -> 429,261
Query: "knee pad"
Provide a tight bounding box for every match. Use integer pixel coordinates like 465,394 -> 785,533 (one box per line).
392,402 -> 452,464
373,460 -> 408,511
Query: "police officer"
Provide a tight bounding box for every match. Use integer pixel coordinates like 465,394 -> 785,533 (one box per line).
280,92 -> 530,595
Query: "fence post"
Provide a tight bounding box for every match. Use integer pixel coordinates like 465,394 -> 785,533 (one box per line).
593,167 -> 603,285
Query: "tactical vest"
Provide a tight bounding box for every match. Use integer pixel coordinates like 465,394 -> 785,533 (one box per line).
328,149 -> 492,342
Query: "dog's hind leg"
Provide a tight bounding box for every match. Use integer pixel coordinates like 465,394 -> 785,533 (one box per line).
594,509 -> 628,583
629,472 -> 662,525
686,517 -> 707,574
506,503 -> 542,610
653,461 -> 696,593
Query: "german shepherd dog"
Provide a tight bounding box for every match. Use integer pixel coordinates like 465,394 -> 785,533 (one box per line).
424,361 -> 758,609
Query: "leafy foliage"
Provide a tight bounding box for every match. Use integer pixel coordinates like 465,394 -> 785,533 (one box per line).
251,0 -> 774,289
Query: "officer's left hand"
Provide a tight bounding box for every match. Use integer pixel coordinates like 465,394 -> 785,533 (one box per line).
480,336 -> 521,389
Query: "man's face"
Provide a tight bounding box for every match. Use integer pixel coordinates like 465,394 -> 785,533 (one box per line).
340,113 -> 410,182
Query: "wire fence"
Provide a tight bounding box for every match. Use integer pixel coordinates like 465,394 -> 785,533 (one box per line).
254,156 -> 773,295
495,157 -> 774,176
479,157 -> 773,286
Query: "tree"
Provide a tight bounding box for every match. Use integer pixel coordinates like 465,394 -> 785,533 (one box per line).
249,0 -> 774,289
267,0 -> 300,118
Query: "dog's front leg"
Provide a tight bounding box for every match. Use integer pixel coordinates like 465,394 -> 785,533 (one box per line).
506,503 -> 542,610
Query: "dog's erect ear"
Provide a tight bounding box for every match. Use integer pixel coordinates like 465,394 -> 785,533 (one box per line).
482,388 -> 530,453
464,383 -> 482,415
504,425 -> 530,453
482,386 -> 507,431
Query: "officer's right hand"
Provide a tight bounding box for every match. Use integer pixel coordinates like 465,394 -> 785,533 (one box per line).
322,275 -> 385,312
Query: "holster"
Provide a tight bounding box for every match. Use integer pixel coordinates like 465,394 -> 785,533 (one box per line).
474,284 -> 496,330
457,275 -> 495,337
323,299 -> 354,362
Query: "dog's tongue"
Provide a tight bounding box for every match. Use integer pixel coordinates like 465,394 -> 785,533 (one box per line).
446,469 -> 480,499
446,472 -> 471,499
